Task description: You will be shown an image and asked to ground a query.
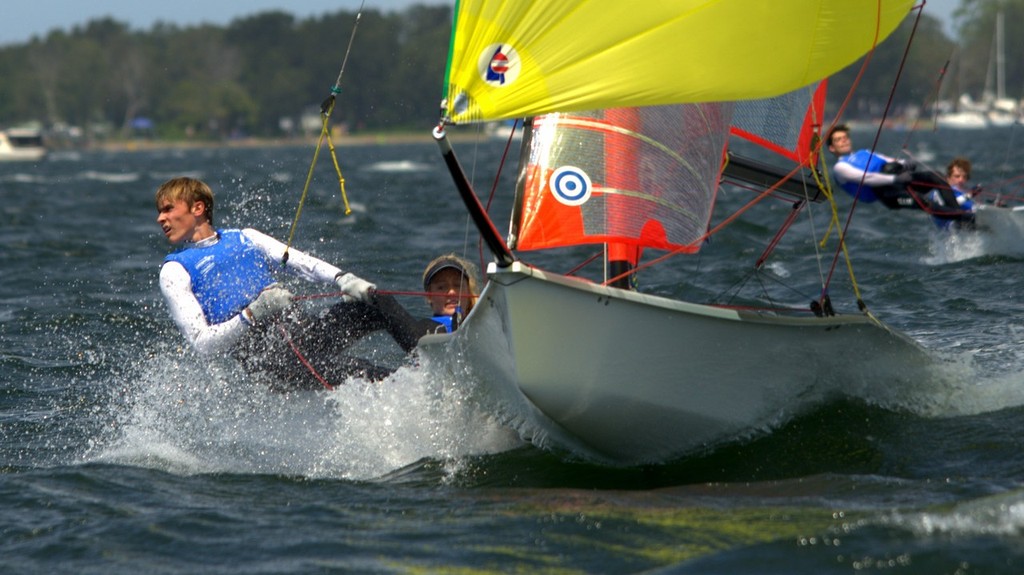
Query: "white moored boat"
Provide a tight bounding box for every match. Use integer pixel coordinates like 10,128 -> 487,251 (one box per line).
0,127 -> 47,162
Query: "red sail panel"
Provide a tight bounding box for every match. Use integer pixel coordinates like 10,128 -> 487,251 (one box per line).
515,105 -> 730,254
604,108 -> 643,268
729,81 -> 826,165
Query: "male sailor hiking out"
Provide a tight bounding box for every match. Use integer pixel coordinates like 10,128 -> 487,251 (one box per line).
156,176 -> 389,390
156,177 -> 479,390
826,124 -> 960,213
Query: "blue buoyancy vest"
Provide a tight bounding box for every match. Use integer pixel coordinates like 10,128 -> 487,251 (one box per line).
431,314 -> 455,333
165,229 -> 277,324
431,306 -> 466,333
929,189 -> 975,230
837,150 -> 889,202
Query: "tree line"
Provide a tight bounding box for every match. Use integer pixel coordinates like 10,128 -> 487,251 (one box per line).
0,1 -> 1018,144
829,0 -> 1024,123
0,5 -> 451,143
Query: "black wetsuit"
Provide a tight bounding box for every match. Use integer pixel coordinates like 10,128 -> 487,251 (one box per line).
233,294 -> 444,390
875,167 -> 975,227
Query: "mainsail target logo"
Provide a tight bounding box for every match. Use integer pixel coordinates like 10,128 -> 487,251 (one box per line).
479,44 -> 519,87
549,166 -> 592,206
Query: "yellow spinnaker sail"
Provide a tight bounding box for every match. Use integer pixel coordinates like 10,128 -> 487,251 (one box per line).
444,0 -> 915,124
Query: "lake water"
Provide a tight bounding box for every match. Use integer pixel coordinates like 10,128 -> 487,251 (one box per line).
2,127 -> 1024,573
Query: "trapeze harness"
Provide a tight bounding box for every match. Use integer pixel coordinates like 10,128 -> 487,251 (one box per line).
164,229 -> 276,324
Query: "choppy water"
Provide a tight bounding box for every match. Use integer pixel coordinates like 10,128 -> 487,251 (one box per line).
3,127 -> 1024,573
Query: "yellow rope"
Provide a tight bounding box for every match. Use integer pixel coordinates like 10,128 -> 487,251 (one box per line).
280,4 -> 363,266
326,131 -> 352,216
812,152 -> 885,325
282,97 -> 352,265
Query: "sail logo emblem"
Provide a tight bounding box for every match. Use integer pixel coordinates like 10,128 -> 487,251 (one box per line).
549,166 -> 591,206
479,44 -> 519,87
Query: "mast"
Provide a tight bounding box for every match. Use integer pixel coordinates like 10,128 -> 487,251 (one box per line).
433,125 -> 515,268
996,9 -> 1005,102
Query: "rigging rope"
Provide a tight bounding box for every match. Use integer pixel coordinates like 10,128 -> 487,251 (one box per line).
292,289 -> 440,302
276,2 -> 366,383
817,1 -> 926,323
912,53 -> 954,144
282,1 -> 365,266
277,324 -> 335,391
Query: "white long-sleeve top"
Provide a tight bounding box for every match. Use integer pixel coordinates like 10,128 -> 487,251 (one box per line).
159,228 -> 343,355
832,151 -> 900,188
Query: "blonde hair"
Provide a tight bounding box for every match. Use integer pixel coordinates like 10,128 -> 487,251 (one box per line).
155,177 -> 215,225
422,253 -> 480,314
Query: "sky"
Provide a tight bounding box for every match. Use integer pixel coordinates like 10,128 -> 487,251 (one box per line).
0,0 -> 438,47
2,0 -> 960,48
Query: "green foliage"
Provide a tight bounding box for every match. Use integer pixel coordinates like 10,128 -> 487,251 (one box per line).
0,5 -> 453,140
828,0 -> 1024,121
828,13 -> 955,119
1,2 -> 1017,136
954,0 -> 1024,100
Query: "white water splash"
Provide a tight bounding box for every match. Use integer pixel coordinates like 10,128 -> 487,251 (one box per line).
88,348 -> 520,481
924,224 -> 1024,265
886,489 -> 1024,537
923,230 -> 988,264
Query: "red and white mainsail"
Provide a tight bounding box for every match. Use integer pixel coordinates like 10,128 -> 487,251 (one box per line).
511,104 -> 731,255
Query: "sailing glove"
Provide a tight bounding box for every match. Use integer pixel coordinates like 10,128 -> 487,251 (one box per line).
244,285 -> 293,325
336,272 -> 376,303
893,172 -> 913,185
881,161 -> 903,174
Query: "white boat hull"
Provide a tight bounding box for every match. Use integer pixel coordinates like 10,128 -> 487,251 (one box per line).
418,262 -> 938,464
970,204 -> 1024,255
935,111 -> 989,130
0,129 -> 47,162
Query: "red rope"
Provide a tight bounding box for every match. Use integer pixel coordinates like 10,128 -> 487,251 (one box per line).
292,290 -> 346,301
756,201 -> 805,269
823,1 -> 924,296
279,286 -> 472,389
294,288 -> 470,301
373,289 -> 435,298
276,324 -> 335,391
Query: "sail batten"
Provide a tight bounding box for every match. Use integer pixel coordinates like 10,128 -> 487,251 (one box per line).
512,105 -> 729,253
731,82 -> 826,164
445,0 -> 914,124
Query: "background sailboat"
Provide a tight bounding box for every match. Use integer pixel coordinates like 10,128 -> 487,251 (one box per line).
936,10 -> 1020,129
418,0 -> 940,464
983,10 -> 1019,127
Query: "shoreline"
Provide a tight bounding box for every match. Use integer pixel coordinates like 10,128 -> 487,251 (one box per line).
84,130 -> 489,153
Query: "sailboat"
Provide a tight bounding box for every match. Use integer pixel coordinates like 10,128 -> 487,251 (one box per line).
0,126 -> 47,162
934,95 -> 989,130
415,0 -> 939,465
984,10 -> 1019,127
936,10 -> 1020,129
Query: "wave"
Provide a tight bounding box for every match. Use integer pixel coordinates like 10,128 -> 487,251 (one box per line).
361,160 -> 432,173
85,347 -> 520,481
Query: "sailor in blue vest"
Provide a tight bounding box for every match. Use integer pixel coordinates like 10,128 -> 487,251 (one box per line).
827,124 -> 956,211
156,176 -> 389,389
420,254 -> 479,331
927,157 -> 978,231
351,253 -> 481,352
